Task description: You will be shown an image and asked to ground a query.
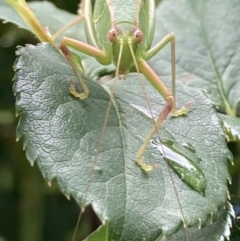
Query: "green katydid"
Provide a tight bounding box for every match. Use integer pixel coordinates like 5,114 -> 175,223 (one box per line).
60,0 -> 190,171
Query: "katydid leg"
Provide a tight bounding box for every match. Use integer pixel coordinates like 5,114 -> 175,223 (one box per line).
135,59 -> 175,171
143,33 -> 188,115
61,37 -> 111,65
135,34 -> 188,170
136,99 -> 174,171
60,44 -> 89,99
60,37 -> 112,99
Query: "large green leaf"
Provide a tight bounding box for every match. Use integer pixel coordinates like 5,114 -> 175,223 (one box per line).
150,0 -> 240,118
14,43 -> 231,241
0,0 -> 234,240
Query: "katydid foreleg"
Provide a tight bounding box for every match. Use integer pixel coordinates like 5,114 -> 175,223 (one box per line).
60,44 -> 89,99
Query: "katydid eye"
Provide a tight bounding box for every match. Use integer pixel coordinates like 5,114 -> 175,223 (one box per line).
133,29 -> 143,44
108,28 -> 118,43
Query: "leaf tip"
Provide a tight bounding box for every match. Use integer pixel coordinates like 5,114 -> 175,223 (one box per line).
227,191 -> 231,200
64,193 -> 70,200
102,220 -> 106,225
228,152 -> 234,165
227,176 -> 232,185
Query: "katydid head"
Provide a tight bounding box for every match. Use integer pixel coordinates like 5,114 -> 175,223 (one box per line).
107,24 -> 143,76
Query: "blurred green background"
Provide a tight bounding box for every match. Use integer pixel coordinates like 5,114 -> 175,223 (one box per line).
0,1 -> 240,241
